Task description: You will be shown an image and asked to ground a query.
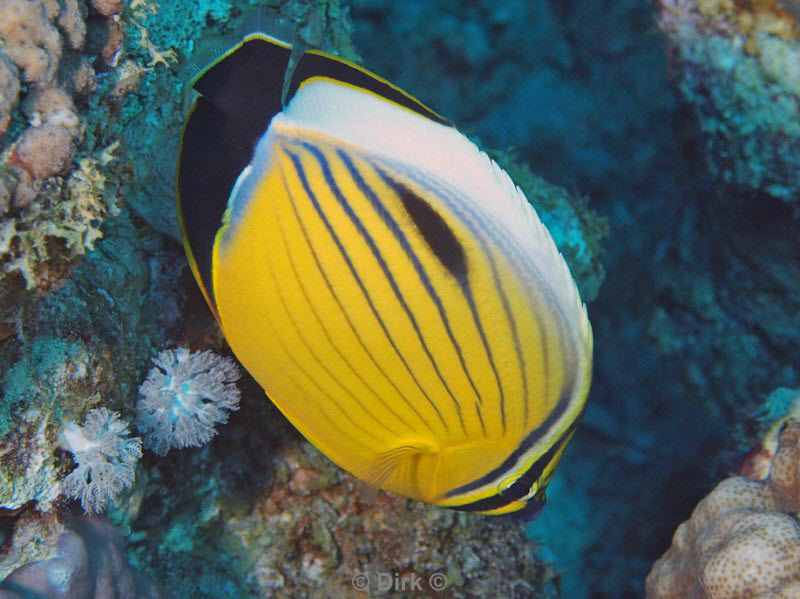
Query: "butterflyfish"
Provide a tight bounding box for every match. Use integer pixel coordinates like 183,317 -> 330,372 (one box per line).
177,31 -> 593,516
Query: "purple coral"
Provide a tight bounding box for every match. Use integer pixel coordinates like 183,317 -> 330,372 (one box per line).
135,348 -> 241,456
60,408 -> 142,513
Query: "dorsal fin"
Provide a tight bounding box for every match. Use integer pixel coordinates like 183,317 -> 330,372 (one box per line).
178,33 -> 452,310
192,34 -> 291,141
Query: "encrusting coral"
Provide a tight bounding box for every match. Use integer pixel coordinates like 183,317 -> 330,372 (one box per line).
646,419 -> 800,598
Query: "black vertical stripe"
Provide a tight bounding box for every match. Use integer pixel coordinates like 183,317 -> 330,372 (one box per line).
263,247 -> 389,443
300,143 -> 469,434
406,173 -> 550,430
281,167 -> 436,434
372,167 -> 509,433
277,364 -> 376,453
285,148 -> 451,432
490,256 -> 530,424
444,368 -> 579,498
448,419 -> 581,513
336,152 -> 487,417
274,199 -> 416,437
475,402 -> 487,437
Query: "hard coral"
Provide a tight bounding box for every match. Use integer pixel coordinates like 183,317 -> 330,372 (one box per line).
0,0 -> 123,297
14,124 -> 74,179
646,419 -> 800,598
0,0 -> 62,86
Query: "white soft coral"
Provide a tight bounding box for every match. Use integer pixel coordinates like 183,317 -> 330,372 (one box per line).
135,348 -> 241,456
60,408 -> 142,513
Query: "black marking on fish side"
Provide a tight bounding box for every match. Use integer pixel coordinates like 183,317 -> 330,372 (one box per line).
337,153 -> 486,421
275,176 -> 416,436
403,174 -> 533,427
265,222 -> 396,442
380,175 -> 468,285
376,167 -> 510,433
282,161 -> 436,435
307,145 -> 469,434
444,368 -> 580,498
286,147 -> 450,432
475,402 -> 486,437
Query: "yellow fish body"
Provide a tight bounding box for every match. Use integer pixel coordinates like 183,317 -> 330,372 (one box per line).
177,33 -> 593,515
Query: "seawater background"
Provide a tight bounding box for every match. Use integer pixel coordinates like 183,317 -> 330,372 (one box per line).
350,1 -> 730,597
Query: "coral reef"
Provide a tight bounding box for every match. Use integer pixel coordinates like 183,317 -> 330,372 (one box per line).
658,0 -> 800,206
0,513 -> 164,598
647,162 -> 800,464
0,336 -> 96,512
136,348 -> 241,456
0,207 -> 179,512
646,419 -> 800,598
124,410 -> 558,599
640,12 -> 800,594
226,438 -> 557,598
0,0 -> 125,295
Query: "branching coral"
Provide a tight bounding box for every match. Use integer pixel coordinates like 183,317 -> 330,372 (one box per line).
136,348 -> 241,456
646,419 -> 800,598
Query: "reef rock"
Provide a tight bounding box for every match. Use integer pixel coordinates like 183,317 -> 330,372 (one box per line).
658,0 -> 800,206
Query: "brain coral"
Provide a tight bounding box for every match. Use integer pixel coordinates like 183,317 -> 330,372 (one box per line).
646,419 -> 800,598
